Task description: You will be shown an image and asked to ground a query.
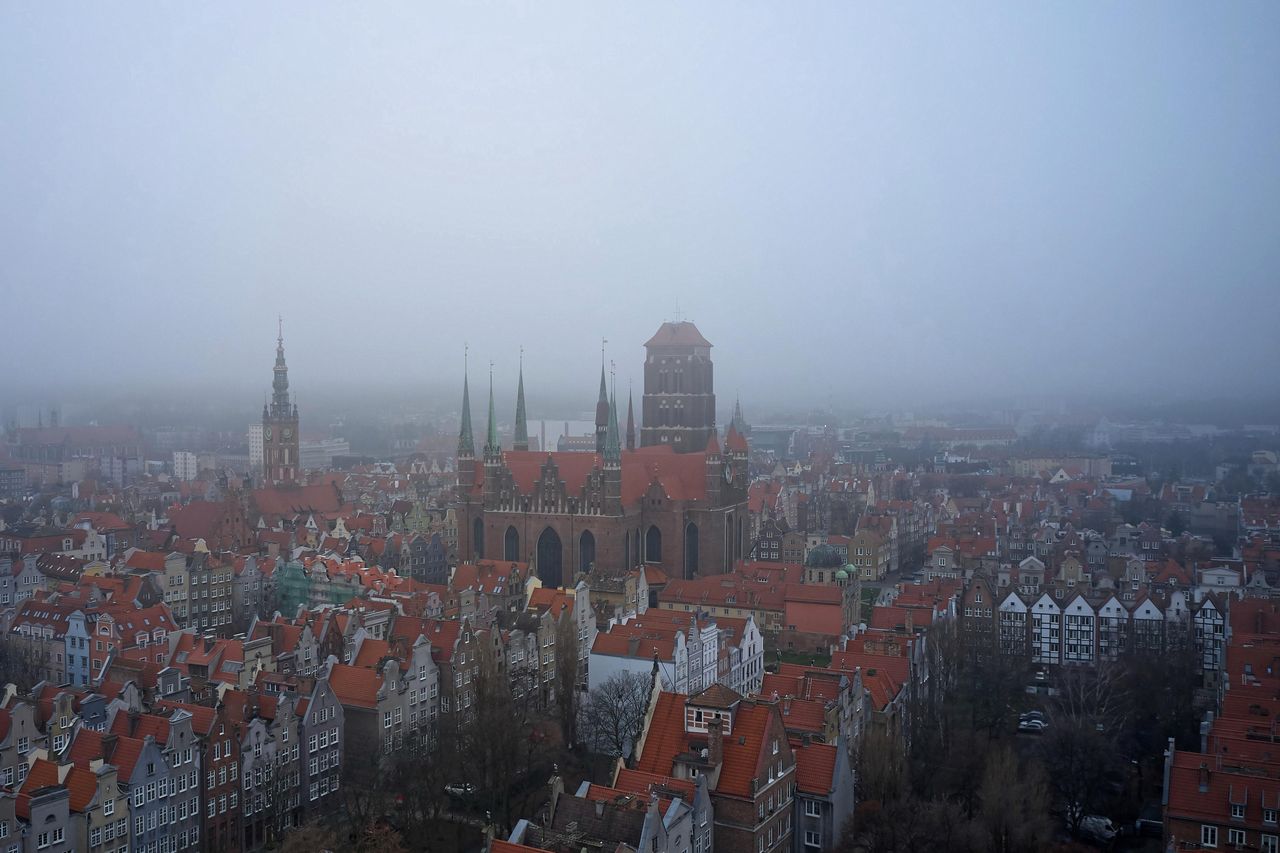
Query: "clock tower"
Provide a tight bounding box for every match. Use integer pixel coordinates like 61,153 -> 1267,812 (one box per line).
262,321 -> 300,485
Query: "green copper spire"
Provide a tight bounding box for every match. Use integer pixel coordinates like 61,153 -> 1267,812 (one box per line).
513,349 -> 529,451
484,364 -> 499,456
458,350 -> 475,458
605,379 -> 621,463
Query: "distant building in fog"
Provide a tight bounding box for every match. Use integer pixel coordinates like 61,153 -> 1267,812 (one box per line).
248,423 -> 263,472
300,438 -> 350,471
173,450 -> 198,481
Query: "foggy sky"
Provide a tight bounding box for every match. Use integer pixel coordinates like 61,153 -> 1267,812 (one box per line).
2,3 -> 1278,416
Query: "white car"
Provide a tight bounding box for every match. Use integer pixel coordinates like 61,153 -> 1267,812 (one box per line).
1017,718 -> 1048,733
1080,815 -> 1117,842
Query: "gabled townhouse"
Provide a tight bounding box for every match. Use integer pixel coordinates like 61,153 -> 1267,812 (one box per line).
1129,596 -> 1166,653
231,555 -> 271,628
292,668 -> 345,815
1028,593 -> 1062,666
996,591 -> 1030,659
16,781 -> 73,853
225,688 -> 301,850
153,699 -> 239,853
121,551 -> 188,624
1096,595 -> 1130,661
106,701 -> 203,850
20,754 -> 125,853
1194,594 -> 1227,679
636,686 -> 795,853
69,729 -> 178,853
327,640 -> 438,780
0,695 -> 43,790
1061,594 -> 1096,666
792,738 -> 854,853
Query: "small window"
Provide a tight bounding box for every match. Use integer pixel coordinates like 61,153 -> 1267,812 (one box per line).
1202,824 -> 1218,848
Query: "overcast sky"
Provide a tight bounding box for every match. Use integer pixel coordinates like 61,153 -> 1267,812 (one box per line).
2,3 -> 1278,416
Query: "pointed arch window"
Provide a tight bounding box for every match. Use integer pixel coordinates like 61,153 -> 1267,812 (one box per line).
646,526 -> 662,563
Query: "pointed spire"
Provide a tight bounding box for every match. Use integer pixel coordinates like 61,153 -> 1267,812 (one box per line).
513,348 -> 529,451
605,368 -> 621,463
732,394 -> 745,430
484,362 -> 499,456
458,347 -> 475,458
595,339 -> 610,454
625,384 -> 636,452
270,318 -> 291,415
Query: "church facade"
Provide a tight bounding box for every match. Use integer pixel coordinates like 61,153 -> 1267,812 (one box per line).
455,322 -> 750,588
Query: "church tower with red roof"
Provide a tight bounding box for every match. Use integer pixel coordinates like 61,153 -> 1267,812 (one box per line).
641,321 -> 716,453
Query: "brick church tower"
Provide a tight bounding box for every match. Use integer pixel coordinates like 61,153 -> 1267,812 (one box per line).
640,321 -> 716,453
262,321 -> 299,485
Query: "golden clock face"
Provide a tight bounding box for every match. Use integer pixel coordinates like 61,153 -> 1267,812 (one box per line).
264,427 -> 272,441
283,429 -> 292,439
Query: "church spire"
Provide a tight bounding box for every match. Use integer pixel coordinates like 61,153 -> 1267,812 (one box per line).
270,316 -> 291,416
595,338 -> 610,455
625,384 -> 636,452
484,363 -> 499,457
605,368 -> 621,464
513,348 -> 529,451
458,347 -> 475,459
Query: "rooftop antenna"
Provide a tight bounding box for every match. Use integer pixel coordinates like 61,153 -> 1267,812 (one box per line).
277,314 -> 283,344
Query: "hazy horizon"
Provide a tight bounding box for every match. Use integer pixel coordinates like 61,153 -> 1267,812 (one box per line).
3,3 -> 1278,411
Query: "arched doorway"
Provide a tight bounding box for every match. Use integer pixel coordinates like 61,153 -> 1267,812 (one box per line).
685,522 -> 699,576
645,525 -> 662,563
472,518 -> 484,559
504,526 -> 520,562
537,527 -> 563,588
580,530 -> 596,574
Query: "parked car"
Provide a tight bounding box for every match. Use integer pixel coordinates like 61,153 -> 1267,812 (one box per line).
445,783 -> 476,798
1080,815 -> 1117,843
1020,710 -> 1045,722
1018,718 -> 1048,733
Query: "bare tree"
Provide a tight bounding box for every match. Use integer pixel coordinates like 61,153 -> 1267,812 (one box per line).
978,746 -> 1052,853
555,613 -> 580,748
580,671 -> 651,761
0,637 -> 44,694
1040,719 -> 1113,837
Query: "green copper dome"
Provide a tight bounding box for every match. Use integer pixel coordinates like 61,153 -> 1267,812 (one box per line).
805,544 -> 844,569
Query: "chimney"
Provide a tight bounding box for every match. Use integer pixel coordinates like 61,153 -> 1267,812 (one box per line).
594,799 -> 605,818
1198,762 -> 1210,793
782,696 -> 792,716
708,718 -> 724,768
905,609 -> 914,633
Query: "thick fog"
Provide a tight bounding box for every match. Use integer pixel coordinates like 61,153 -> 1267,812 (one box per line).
2,3 -> 1278,417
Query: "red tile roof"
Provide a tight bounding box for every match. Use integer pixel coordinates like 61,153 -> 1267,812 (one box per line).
644,321 -> 712,348
327,663 -> 380,709
793,741 -> 838,796
22,758 -> 97,811
636,692 -> 689,777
